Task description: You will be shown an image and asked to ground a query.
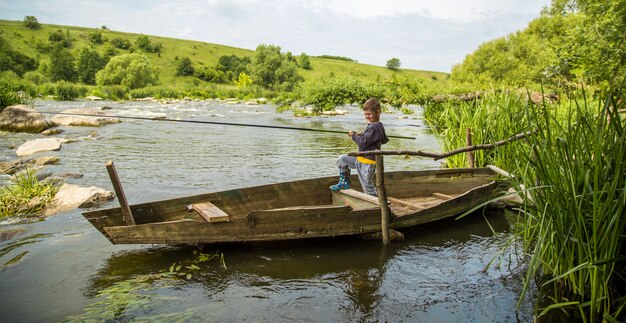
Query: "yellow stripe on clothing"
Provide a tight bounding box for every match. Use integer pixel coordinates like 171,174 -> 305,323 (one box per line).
357,156 -> 376,165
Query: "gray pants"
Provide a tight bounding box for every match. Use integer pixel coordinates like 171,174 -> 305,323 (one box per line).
337,155 -> 377,196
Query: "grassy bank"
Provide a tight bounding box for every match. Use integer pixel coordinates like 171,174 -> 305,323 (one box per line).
423,89 -> 626,321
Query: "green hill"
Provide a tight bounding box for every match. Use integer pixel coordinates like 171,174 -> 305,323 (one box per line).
0,19 -> 447,86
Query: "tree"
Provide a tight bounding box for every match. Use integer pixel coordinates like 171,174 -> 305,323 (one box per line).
234,72 -> 253,88
250,44 -> 302,90
48,29 -> 71,48
49,45 -> 77,82
111,38 -> 131,50
88,31 -> 104,45
95,53 -> 158,89
386,58 -> 401,71
299,53 -> 312,70
0,36 -> 36,76
176,57 -> 194,76
77,48 -> 106,84
216,54 -> 250,81
23,16 -> 41,30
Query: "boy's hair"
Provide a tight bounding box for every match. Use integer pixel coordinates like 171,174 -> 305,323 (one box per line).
362,98 -> 382,113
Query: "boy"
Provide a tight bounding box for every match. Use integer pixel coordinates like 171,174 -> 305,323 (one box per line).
330,97 -> 389,196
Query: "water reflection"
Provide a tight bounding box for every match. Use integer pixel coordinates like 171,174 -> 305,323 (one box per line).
77,209 -> 533,321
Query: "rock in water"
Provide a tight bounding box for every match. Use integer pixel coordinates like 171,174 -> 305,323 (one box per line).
43,184 -> 115,216
15,138 -> 64,157
50,109 -> 120,126
0,105 -> 53,133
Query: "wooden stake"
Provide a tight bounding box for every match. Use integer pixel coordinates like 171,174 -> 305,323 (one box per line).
466,128 -> 475,168
375,155 -> 390,245
105,161 -> 136,226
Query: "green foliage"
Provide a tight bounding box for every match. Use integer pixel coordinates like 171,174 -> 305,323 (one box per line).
234,72 -> 252,88
451,0 -> 626,91
47,29 -> 71,48
250,44 -> 303,91
134,35 -> 161,53
77,48 -> 107,85
23,71 -> 48,85
315,55 -> 357,62
0,168 -> 59,218
175,57 -> 194,76
515,89 -> 626,321
53,81 -> 86,100
22,16 -> 40,30
88,31 -> 104,45
386,58 -> 401,71
0,36 -> 37,76
195,66 -> 226,83
0,82 -> 31,110
423,90 -> 532,169
66,250 -> 226,321
293,75 -> 370,113
299,53 -> 312,70
216,54 -> 250,81
48,45 -> 77,82
110,37 -> 131,50
95,53 -> 158,89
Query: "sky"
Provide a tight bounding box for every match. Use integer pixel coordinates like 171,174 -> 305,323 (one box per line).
0,0 -> 552,72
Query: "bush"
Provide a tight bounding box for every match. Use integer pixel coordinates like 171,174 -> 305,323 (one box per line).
0,82 -> 32,111
96,53 -> 158,89
53,81 -> 86,101
23,71 -> 49,85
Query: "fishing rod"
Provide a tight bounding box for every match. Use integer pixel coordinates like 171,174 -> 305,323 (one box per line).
38,111 -> 417,140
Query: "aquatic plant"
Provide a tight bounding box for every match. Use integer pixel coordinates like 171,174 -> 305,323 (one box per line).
65,250 -> 226,321
0,168 -> 59,218
515,88 -> 625,321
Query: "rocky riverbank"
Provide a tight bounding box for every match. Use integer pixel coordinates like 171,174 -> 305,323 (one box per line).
0,104 -> 116,220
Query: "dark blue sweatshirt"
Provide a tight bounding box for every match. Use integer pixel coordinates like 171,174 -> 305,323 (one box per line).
351,122 -> 389,163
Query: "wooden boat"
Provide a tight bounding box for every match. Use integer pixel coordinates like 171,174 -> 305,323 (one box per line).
83,167 -> 509,245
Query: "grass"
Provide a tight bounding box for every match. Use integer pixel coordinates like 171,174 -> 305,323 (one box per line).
0,168 -> 59,218
0,19 -> 448,88
424,87 -> 625,321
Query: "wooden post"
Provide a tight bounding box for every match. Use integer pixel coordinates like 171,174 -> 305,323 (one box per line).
375,155 -> 390,245
105,161 -> 136,226
466,128 -> 475,168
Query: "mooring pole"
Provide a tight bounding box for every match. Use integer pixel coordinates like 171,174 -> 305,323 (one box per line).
375,155 -> 391,245
105,161 -> 136,226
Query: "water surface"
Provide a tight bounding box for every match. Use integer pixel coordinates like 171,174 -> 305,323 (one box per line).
0,100 -> 533,322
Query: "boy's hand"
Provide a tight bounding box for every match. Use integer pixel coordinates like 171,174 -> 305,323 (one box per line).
348,130 -> 355,137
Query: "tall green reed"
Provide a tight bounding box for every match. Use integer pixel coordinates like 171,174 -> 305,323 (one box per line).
424,90 -> 534,171
516,89 -> 625,321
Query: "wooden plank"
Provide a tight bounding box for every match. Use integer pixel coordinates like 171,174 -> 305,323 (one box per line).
375,155 -> 391,245
341,189 -> 380,205
387,197 -> 425,210
433,192 -> 454,200
105,161 -> 135,226
193,201 -> 230,223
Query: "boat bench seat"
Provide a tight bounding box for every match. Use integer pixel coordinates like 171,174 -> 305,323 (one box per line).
193,201 -> 230,223
332,189 -> 379,210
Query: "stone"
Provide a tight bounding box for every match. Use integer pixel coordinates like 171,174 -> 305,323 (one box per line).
15,138 -> 64,157
43,184 -> 115,216
85,95 -> 103,101
50,109 -> 121,127
41,128 -> 64,136
0,105 -> 53,133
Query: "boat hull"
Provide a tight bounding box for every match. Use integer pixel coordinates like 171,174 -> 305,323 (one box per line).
83,168 -> 509,245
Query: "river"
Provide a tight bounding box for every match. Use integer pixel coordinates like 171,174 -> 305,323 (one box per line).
0,99 -> 534,322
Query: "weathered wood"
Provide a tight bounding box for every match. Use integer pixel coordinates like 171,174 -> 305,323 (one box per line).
105,161 -> 135,226
348,129 -> 538,160
193,201 -> 230,223
466,128 -> 475,168
375,155 -> 391,245
486,165 -> 512,178
84,168 -> 510,245
332,189 -> 379,210
433,192 -> 454,200
387,197 -> 424,210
